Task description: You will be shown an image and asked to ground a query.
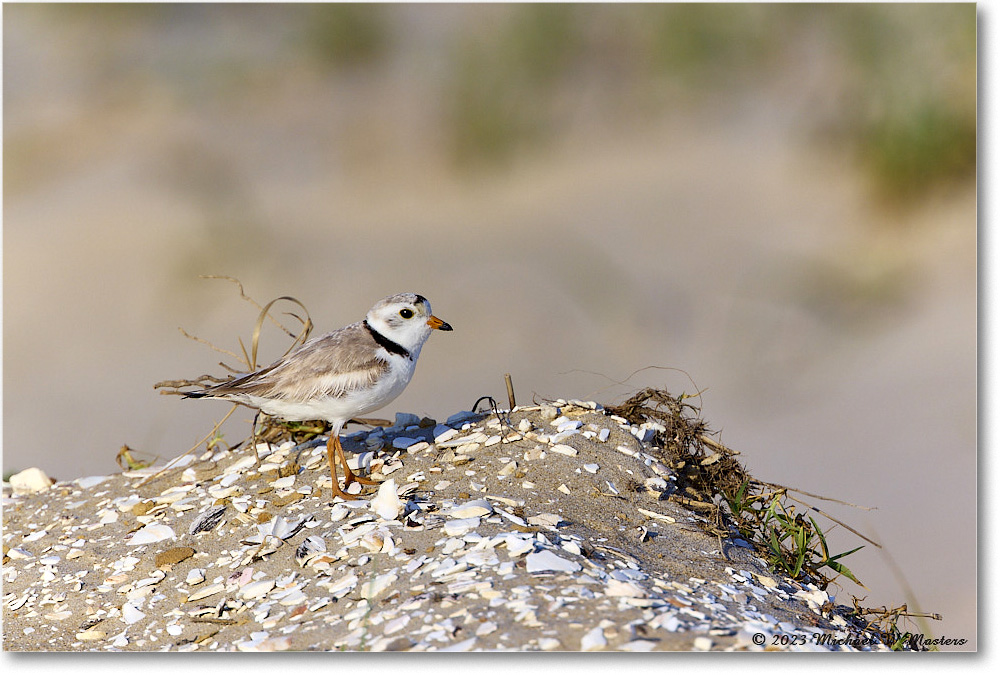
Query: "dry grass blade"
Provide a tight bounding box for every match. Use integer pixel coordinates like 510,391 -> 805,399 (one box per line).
781,492 -> 882,549
177,327 -> 244,362
201,274 -> 260,309
153,374 -> 234,395
134,404 -> 238,487
248,295 -> 313,370
698,434 -> 740,456
566,364 -> 701,396
202,275 -> 313,344
757,479 -> 876,510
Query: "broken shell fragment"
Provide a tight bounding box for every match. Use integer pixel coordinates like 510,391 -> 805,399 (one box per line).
369,479 -> 403,521
444,499 -> 493,519
189,505 -> 227,535
127,524 -> 176,546
295,535 -> 328,567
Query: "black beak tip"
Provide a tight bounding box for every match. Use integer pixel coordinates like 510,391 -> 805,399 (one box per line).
440,321 -> 453,331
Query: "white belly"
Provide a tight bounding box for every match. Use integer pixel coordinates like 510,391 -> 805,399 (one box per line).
244,357 -> 416,430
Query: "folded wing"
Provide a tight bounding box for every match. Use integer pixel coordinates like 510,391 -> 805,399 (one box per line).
188,322 -> 390,403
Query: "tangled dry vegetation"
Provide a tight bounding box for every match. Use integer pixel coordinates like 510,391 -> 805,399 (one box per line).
607,388 -> 868,587
606,387 -> 940,648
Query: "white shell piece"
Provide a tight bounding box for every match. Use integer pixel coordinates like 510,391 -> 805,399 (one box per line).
270,476 -> 295,490
9,468 -> 54,495
327,573 -> 359,598
443,517 -> 480,537
74,475 -> 110,489
444,499 -> 493,519
127,524 -> 176,546
186,583 -> 225,602
370,479 -> 403,521
525,550 -> 581,573
238,579 -> 275,600
605,579 -> 645,598
434,426 -> 459,444
580,626 -> 607,651
329,503 -> 350,522
121,602 -> 146,625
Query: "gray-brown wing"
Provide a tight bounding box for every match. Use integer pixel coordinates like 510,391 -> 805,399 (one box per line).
195,321 -> 389,402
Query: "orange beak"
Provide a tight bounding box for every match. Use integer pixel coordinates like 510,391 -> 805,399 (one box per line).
427,315 -> 453,331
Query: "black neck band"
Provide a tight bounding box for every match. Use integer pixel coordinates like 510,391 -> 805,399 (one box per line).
364,320 -> 411,359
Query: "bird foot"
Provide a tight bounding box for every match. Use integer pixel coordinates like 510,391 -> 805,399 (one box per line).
329,467 -> 379,500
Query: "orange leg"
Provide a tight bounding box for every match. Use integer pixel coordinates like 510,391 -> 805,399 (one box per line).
325,434 -> 378,500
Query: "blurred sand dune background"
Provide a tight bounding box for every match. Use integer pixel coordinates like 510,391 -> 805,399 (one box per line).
3,4 -> 976,648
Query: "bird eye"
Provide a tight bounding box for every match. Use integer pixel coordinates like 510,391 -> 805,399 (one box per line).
399,308 -> 414,319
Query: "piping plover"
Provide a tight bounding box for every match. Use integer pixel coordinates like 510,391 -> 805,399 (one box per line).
185,292 -> 452,499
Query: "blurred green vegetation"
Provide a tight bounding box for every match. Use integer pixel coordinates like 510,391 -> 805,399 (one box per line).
12,3 -> 975,204
302,3 -> 390,68
828,4 -> 977,203
862,99 -> 976,204
448,4 -> 582,167
429,3 -> 975,201
645,3 -> 782,82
